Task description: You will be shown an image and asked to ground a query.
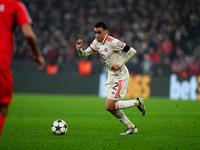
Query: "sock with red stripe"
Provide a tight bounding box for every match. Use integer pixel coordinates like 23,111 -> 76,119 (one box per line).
115,99 -> 139,110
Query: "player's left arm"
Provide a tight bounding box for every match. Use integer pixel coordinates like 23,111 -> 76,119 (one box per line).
111,39 -> 137,71
118,45 -> 137,68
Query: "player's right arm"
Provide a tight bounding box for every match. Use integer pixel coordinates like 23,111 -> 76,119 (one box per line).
20,24 -> 45,71
16,2 -> 45,71
76,39 -> 95,58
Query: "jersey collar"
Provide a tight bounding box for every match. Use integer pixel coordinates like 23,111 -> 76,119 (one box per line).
101,35 -> 108,45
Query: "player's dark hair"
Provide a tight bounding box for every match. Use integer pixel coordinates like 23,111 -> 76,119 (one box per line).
94,22 -> 107,30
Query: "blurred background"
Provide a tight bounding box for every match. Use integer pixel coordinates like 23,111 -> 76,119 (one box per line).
12,0 -> 200,99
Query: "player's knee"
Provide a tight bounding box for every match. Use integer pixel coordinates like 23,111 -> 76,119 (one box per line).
105,105 -> 110,111
105,99 -> 117,111
0,105 -> 9,117
105,103 -> 115,111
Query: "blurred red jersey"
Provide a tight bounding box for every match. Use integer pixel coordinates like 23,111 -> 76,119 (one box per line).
0,0 -> 32,70
0,0 -> 32,104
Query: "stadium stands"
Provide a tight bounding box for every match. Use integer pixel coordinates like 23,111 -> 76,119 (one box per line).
13,0 -> 200,76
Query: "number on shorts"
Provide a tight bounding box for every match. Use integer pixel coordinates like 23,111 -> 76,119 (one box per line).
112,82 -> 118,90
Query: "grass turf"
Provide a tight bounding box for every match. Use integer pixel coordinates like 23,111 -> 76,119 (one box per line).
0,93 -> 200,150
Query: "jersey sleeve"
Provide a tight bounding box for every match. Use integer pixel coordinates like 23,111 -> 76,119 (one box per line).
89,39 -> 98,52
111,39 -> 126,52
16,2 -> 32,26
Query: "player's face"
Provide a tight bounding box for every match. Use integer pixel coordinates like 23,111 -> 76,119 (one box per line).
94,27 -> 107,42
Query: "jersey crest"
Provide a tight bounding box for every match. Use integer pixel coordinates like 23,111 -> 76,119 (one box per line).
104,47 -> 108,52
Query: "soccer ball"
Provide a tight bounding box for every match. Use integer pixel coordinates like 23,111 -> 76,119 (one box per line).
51,119 -> 68,135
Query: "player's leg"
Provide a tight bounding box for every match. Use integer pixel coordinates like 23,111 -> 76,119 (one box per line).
115,79 -> 138,108
0,70 -> 13,135
105,99 -> 138,135
105,80 -> 137,135
115,98 -> 139,109
0,104 -> 8,135
114,79 -> 146,116
115,97 -> 146,116
105,99 -> 135,127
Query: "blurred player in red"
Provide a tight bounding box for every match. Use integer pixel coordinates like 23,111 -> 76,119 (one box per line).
0,0 -> 45,135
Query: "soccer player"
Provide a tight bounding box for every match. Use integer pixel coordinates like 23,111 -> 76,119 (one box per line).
0,0 -> 45,135
76,22 -> 146,135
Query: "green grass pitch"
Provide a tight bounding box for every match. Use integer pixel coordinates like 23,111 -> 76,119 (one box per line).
0,93 -> 200,150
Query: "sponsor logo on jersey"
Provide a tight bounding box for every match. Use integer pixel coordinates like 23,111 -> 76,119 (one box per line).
104,48 -> 108,52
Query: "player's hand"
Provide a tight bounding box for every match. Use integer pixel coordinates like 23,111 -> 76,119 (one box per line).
111,64 -> 120,71
34,55 -> 45,71
76,39 -> 83,49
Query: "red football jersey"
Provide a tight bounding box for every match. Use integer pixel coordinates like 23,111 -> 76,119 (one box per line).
0,0 -> 32,70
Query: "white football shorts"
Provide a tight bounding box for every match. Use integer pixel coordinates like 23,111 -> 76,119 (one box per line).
106,77 -> 129,100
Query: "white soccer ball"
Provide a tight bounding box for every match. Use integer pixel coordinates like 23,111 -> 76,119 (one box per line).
51,119 -> 68,135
